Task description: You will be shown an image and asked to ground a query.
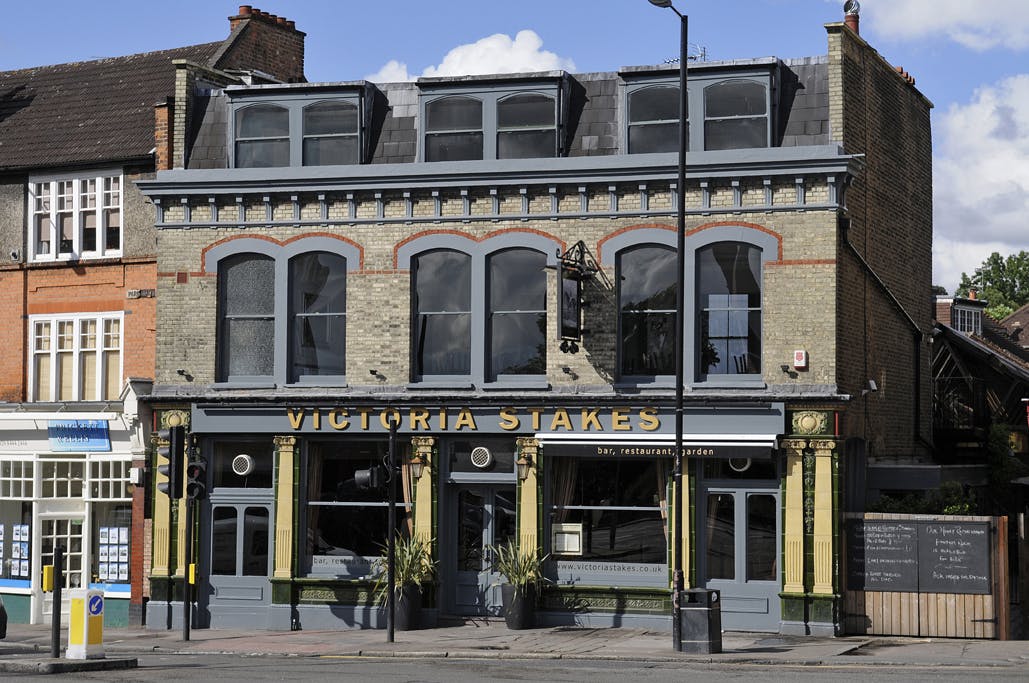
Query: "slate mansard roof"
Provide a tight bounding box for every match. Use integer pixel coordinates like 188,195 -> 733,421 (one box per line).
0,42 -> 222,172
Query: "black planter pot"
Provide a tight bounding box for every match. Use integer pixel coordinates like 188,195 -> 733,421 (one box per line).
393,584 -> 421,631
501,583 -> 536,630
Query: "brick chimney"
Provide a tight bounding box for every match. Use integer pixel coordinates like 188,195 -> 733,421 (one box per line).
844,0 -> 860,35
218,5 -> 306,83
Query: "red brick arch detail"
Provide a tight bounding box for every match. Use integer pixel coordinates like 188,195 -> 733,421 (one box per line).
687,220 -> 784,262
392,227 -> 565,270
596,223 -> 676,263
198,232 -> 365,273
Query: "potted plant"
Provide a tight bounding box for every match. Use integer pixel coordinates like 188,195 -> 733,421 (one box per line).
489,541 -> 546,630
374,534 -> 436,630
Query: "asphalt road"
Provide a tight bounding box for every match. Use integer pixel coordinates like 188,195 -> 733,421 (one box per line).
2,655 -> 1028,683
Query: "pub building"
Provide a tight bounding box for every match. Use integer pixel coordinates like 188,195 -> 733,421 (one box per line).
140,6 -> 930,637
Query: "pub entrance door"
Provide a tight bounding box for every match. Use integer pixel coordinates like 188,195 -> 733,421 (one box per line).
698,459 -> 781,631
447,485 -> 517,616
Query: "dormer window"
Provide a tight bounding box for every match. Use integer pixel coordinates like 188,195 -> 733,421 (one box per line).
627,85 -> 683,154
420,77 -> 567,162
703,80 -> 769,150
953,305 -> 983,335
228,86 -> 370,168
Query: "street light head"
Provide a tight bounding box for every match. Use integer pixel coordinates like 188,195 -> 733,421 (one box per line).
648,0 -> 674,7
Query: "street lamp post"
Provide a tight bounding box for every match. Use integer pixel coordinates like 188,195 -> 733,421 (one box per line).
647,0 -> 687,653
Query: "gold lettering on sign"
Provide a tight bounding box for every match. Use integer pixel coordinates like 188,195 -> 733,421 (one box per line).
329,409 -> 349,430
580,409 -> 602,431
612,409 -> 631,431
528,407 -> 544,431
358,409 -> 372,430
454,409 -> 477,430
311,410 -> 321,430
409,408 -> 430,431
439,407 -> 448,430
550,408 -> 573,431
499,408 -> 520,431
639,408 -> 660,431
380,409 -> 401,429
288,408 -> 305,430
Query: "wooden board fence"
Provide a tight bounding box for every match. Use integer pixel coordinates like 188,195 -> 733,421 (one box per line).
843,513 -> 1009,639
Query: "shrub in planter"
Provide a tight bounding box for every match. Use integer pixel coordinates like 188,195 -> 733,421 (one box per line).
489,541 -> 546,630
374,535 -> 436,630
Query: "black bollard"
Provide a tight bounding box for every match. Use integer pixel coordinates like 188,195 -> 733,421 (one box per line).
51,545 -> 64,658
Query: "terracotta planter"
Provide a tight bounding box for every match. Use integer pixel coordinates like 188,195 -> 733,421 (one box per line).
501,583 -> 536,630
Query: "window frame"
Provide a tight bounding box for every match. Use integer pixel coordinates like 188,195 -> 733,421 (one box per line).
616,244 -> 678,383
398,232 -> 560,388
622,67 -> 774,153
418,77 -> 568,162
28,311 -> 124,402
207,237 -> 361,388
226,86 -> 370,168
28,169 -> 123,262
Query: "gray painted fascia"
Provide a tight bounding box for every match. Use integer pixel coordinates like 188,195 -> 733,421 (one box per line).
136,145 -> 861,197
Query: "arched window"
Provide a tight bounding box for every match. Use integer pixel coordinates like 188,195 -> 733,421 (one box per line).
627,85 -> 683,154
289,252 -> 347,381
703,80 -> 768,150
234,104 -> 290,167
424,97 -> 483,161
696,242 -> 762,376
488,248 -> 547,378
217,253 -> 275,381
302,101 -> 359,166
618,245 -> 677,377
413,250 -> 472,376
497,93 -> 556,159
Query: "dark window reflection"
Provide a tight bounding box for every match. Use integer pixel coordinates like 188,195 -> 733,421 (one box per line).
628,86 -> 686,154
235,104 -> 290,168
212,507 -> 237,575
457,489 -> 485,571
619,245 -> 676,376
426,96 -> 483,161
489,248 -> 546,378
414,250 -> 472,376
550,457 -> 668,564
498,93 -> 556,159
289,252 -> 346,380
303,101 -> 359,166
703,80 -> 768,151
219,254 -> 274,380
242,507 -> 269,576
746,494 -> 777,581
696,242 -> 761,376
705,493 -> 735,580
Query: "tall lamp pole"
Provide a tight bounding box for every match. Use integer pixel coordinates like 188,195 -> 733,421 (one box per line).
647,0 -> 687,653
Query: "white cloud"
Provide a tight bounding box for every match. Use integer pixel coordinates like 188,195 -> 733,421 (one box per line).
862,0 -> 1029,50
365,30 -> 575,82
933,74 -> 1029,291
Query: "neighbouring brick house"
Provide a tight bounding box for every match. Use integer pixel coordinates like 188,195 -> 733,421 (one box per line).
137,6 -> 931,636
0,5 -> 305,627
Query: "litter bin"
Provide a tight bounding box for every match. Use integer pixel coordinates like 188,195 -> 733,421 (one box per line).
679,588 -> 721,654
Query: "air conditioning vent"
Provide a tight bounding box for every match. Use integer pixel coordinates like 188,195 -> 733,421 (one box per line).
232,453 -> 255,477
470,446 -> 493,469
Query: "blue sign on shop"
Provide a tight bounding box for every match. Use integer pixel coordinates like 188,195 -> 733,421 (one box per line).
47,420 -> 111,452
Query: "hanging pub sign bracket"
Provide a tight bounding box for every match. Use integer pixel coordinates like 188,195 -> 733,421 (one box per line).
557,241 -> 599,352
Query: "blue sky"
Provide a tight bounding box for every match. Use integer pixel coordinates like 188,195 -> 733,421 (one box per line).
4,0 -> 1028,294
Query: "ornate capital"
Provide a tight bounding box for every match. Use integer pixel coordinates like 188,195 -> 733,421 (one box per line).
273,435 -> 297,451
411,436 -> 435,456
792,410 -> 829,436
781,438 -> 808,453
808,439 -> 837,454
516,437 -> 540,457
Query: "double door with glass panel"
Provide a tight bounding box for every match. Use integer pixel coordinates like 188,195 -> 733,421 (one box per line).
450,485 -> 516,616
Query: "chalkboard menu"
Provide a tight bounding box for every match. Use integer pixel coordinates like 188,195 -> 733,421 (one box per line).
847,519 -> 991,595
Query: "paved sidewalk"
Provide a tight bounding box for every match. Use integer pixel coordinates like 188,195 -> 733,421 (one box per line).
2,621 -> 1028,669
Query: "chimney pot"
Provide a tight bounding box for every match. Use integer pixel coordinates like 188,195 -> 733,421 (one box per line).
286,19 -> 295,29
969,289 -> 977,300
238,4 -> 252,15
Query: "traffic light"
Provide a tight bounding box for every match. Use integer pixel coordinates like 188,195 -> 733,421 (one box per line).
354,464 -> 385,490
156,425 -> 185,499
186,458 -> 207,500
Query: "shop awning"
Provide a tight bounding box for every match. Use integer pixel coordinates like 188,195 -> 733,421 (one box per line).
535,432 -> 778,459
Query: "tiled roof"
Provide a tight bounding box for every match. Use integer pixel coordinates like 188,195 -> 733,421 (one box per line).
0,42 -> 221,172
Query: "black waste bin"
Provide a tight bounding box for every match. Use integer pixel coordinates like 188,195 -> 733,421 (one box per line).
679,588 -> 721,654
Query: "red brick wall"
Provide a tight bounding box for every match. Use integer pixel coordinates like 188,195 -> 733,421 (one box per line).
0,267 -> 27,401
218,8 -> 306,83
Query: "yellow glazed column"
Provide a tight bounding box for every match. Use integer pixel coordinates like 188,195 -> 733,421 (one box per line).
155,409 -> 188,578
516,437 -> 539,550
810,439 -> 836,595
680,466 -> 691,589
781,439 -> 807,594
273,436 -> 296,579
411,436 -> 435,543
